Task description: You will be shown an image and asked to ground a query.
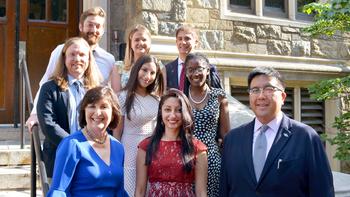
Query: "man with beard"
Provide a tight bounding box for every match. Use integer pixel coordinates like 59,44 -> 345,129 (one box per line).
26,7 -> 115,131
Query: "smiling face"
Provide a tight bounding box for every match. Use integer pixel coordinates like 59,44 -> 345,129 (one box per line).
85,98 -> 113,132
131,30 -> 151,59
176,30 -> 198,60
137,62 -> 157,91
79,15 -> 105,46
161,97 -> 183,132
186,58 -> 209,88
64,42 -> 90,79
249,75 -> 286,124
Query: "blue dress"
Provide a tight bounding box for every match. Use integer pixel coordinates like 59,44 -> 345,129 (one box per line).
48,131 -> 128,197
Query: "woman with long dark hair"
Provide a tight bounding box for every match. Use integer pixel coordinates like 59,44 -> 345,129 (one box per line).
135,89 -> 208,197
114,54 -> 164,196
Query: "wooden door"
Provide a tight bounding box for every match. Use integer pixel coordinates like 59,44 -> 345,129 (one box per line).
0,0 -> 80,123
0,0 -> 15,124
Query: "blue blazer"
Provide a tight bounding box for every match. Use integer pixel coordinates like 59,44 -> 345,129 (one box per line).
219,114 -> 334,197
37,80 -> 70,178
165,58 -> 222,95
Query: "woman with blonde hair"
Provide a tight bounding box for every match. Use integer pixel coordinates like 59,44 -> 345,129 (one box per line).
37,37 -> 101,179
111,24 -> 152,92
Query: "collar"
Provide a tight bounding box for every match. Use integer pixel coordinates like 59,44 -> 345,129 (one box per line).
254,112 -> 283,134
68,75 -> 83,86
177,57 -> 184,66
92,45 -> 102,56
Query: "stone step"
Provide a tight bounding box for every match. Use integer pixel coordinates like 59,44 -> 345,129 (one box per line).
0,165 -> 33,190
0,126 -> 30,142
0,147 -> 31,166
0,125 -> 45,143
0,189 -> 43,197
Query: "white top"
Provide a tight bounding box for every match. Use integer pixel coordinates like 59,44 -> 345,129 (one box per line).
118,91 -> 159,196
177,58 -> 184,86
252,112 -> 283,159
31,44 -> 115,115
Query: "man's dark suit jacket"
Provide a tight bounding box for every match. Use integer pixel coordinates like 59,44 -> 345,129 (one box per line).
165,58 -> 222,95
37,80 -> 70,178
219,114 -> 334,197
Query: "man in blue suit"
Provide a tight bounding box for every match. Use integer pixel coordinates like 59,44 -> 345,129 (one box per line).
165,25 -> 222,95
219,66 -> 334,197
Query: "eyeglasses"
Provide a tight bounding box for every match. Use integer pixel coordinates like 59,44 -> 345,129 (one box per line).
186,66 -> 207,75
248,86 -> 284,96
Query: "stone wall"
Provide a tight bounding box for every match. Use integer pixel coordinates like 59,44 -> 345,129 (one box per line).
109,0 -> 350,171
111,0 -> 350,61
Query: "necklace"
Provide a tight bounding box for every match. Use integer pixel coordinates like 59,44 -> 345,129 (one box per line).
189,86 -> 208,104
84,128 -> 107,144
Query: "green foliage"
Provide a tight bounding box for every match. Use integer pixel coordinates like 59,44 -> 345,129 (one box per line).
304,0 -> 350,163
308,75 -> 350,101
302,0 -> 350,36
321,131 -> 350,161
309,76 -> 350,161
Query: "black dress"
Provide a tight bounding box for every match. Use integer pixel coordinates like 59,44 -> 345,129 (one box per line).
192,88 -> 226,197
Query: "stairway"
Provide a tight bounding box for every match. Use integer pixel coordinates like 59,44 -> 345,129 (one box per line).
0,126 -> 43,196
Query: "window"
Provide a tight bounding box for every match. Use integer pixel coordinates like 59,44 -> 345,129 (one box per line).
231,85 -> 324,134
300,88 -> 324,135
222,0 -> 316,26
0,0 -> 5,17
29,0 -> 45,20
296,0 -> 314,20
230,0 -> 253,14
51,1 -> 67,22
29,0 -> 67,22
231,0 -> 251,7
264,0 -> 287,18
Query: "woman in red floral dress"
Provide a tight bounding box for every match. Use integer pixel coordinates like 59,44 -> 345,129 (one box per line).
135,88 -> 208,197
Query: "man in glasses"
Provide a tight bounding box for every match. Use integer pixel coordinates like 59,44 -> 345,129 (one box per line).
220,66 -> 334,197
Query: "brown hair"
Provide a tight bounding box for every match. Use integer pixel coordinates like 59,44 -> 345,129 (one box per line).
79,86 -> 121,129
124,24 -> 151,71
175,25 -> 198,41
79,7 -> 106,25
50,37 -> 102,91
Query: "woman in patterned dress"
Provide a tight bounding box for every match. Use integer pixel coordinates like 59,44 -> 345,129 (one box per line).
111,24 -> 152,92
135,88 -> 208,197
185,53 -> 230,197
113,55 -> 164,196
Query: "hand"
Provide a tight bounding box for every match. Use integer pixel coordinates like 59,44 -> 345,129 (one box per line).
26,114 -> 38,133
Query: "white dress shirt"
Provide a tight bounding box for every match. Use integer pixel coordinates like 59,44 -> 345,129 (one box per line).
252,112 -> 283,159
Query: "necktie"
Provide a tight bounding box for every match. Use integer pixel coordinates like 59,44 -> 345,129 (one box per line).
253,125 -> 269,181
179,63 -> 185,91
73,81 -> 84,107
